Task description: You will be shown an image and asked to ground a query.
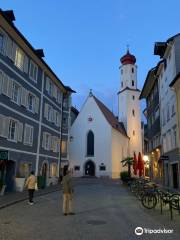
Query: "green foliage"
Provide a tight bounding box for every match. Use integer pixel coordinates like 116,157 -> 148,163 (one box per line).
120,171 -> 129,182
121,157 -> 134,167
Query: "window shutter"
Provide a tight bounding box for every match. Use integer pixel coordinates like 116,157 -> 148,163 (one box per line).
2,32 -> 7,55
46,77 -> 50,91
53,85 -> 58,99
1,73 -> 9,96
0,115 -> 4,136
30,127 -> 34,145
51,136 -> 55,151
1,116 -> 10,138
0,70 -> 3,94
35,97 -> 39,114
21,87 -> 28,107
17,121 -> 23,142
24,124 -> 30,144
6,36 -> 13,59
11,42 -> 17,62
44,103 -> 48,119
7,78 -> 13,98
23,54 -> 29,73
42,132 -> 46,148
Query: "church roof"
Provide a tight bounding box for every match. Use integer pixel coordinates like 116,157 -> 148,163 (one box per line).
93,96 -> 129,138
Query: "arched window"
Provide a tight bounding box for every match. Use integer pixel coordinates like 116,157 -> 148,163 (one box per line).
87,130 -> 94,156
132,109 -> 135,116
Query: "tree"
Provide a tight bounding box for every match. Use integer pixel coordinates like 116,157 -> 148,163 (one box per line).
121,157 -> 134,178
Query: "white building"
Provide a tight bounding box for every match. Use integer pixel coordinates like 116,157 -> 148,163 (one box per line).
154,34 -> 180,189
69,50 -> 142,178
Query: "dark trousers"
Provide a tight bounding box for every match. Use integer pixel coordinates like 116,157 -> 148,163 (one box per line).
28,189 -> 35,203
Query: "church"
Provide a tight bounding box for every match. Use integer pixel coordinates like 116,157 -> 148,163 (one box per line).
69,50 -> 142,178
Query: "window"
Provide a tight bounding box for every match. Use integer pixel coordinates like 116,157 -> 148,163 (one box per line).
47,105 -> 52,121
0,34 -> 3,52
57,90 -> 62,104
15,47 -> 24,70
74,166 -> 80,171
29,60 -> 38,82
99,165 -> 106,171
172,127 -> 177,149
19,163 -> 31,178
8,119 -> 17,141
44,133 -> 51,150
55,111 -> 60,126
49,80 -> 53,96
132,95 -> 135,100
132,68 -> 134,73
27,93 -> 35,112
12,82 -> 21,104
61,140 -> 67,154
132,80 -> 134,87
172,104 -> 175,116
167,105 -> 170,122
50,163 -> 58,177
24,124 -> 34,146
121,69 -> 123,74
87,130 -> 94,156
155,107 -> 160,120
132,109 -> 135,116
121,82 -> 123,88
133,130 -> 135,136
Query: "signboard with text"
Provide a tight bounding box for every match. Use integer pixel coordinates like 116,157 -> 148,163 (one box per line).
0,150 -> 8,160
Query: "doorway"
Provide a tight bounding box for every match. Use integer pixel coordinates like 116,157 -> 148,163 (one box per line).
5,160 -> 15,192
85,160 -> 95,176
172,163 -> 179,189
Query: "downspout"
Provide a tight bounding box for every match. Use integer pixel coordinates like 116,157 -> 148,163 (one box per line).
59,92 -> 65,178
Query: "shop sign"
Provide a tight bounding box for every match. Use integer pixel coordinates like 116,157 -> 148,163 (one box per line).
0,150 -> 8,160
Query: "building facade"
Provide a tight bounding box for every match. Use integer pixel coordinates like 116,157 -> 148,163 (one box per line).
0,10 -> 74,191
69,93 -> 129,179
140,66 -> 162,183
141,34 -> 180,189
154,35 -> 180,189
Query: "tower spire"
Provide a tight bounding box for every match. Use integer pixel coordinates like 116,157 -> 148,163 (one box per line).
127,44 -> 129,53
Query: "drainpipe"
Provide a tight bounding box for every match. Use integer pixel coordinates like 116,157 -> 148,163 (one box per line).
59,92 -> 65,178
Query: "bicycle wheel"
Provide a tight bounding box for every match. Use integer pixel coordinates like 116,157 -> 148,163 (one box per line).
141,194 -> 157,209
170,194 -> 180,210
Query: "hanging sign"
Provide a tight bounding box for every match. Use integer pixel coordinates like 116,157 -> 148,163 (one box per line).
0,150 -> 8,161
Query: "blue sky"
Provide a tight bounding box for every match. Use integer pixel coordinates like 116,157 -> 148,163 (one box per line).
1,0 -> 180,115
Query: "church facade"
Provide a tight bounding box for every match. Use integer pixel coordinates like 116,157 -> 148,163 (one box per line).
69,50 -> 142,178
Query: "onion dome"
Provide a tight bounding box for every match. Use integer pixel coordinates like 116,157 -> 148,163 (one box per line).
120,50 -> 136,65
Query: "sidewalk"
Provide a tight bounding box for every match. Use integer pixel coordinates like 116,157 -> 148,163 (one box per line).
0,184 -> 61,210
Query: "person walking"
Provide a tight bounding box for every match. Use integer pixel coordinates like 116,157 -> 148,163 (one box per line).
25,171 -> 36,205
62,170 -> 75,216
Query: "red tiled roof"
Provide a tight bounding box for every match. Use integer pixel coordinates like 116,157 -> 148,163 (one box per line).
93,96 -> 129,138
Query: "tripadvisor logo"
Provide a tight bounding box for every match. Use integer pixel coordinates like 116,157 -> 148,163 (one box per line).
135,227 -> 174,235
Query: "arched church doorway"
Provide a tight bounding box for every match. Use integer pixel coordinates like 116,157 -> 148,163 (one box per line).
84,160 -> 95,176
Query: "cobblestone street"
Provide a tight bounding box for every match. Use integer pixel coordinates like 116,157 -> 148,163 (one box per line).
0,179 -> 180,240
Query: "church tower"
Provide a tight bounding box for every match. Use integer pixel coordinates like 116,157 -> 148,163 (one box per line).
118,49 -> 142,156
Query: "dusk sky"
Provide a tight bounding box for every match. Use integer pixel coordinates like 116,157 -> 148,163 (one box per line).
1,0 -> 180,115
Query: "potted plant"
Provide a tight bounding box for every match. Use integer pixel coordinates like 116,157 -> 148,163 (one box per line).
121,157 -> 134,183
